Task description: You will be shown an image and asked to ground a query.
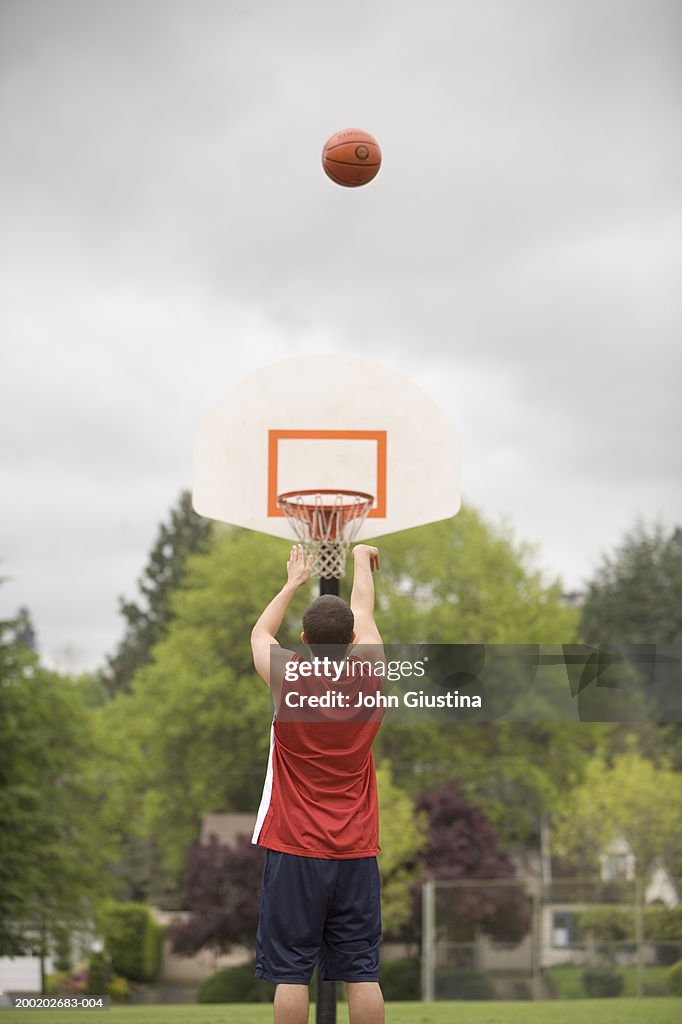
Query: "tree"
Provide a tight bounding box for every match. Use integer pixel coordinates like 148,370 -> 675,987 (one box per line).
0,607 -> 118,982
376,763 -> 428,934
551,747 -> 682,878
370,507 -> 586,844
95,504 -> 589,895
372,507 -> 577,644
13,606 -> 37,651
168,834 -> 264,955
95,526 -> 296,893
103,490 -> 211,696
580,522 -> 682,643
412,782 -> 531,943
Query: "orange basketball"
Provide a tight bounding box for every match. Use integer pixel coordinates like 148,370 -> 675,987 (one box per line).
321,128 -> 382,188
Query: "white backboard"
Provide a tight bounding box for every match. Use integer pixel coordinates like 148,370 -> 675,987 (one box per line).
193,354 -> 460,540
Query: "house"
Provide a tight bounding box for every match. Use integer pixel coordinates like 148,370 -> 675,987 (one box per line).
542,834 -> 679,968
428,836 -> 680,986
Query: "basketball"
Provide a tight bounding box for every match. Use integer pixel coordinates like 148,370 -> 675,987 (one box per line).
321,128 -> 382,188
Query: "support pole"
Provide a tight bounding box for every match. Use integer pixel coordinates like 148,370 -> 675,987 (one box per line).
635,876 -> 644,999
421,878 -> 436,1002
316,573 -> 338,1024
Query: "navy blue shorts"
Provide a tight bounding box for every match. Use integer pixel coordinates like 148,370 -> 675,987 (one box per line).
255,850 -> 382,985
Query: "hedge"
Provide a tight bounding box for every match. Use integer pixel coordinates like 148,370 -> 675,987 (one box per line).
197,963 -> 274,1004
98,900 -> 164,982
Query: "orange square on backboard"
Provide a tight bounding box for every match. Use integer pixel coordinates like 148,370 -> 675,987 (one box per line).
267,430 -> 387,518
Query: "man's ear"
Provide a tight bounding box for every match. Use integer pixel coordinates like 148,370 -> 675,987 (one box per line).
301,631 -> 308,645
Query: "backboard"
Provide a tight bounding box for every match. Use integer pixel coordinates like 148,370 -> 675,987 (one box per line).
192,354 -> 460,541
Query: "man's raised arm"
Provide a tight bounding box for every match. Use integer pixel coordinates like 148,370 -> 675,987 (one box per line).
251,544 -> 312,686
349,544 -> 382,649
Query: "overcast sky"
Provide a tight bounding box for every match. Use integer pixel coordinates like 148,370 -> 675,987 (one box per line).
1,0 -> 680,671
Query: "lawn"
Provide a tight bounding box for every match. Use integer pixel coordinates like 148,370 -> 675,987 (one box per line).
1,1001 -> 681,1024
547,963 -> 670,998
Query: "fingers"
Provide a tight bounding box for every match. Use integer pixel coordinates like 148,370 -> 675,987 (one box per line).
288,544 -> 312,578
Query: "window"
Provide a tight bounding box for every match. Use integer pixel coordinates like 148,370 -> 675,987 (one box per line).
552,911 -> 579,948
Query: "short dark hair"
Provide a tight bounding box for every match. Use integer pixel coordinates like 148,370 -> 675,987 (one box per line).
302,595 -> 355,646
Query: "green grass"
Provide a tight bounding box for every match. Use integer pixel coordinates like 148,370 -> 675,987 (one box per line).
1,1001 -> 681,1024
547,963 -> 670,998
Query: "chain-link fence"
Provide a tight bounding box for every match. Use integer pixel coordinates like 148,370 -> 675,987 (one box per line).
420,876 -> 682,1000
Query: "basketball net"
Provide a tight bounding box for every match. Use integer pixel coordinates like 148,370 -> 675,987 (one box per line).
277,490 -> 374,579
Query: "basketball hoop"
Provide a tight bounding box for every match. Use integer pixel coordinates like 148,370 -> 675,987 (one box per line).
277,490 -> 374,579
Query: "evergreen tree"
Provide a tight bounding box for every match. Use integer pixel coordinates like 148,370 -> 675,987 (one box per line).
13,606 -> 37,651
103,490 -> 211,696
580,522 -> 682,643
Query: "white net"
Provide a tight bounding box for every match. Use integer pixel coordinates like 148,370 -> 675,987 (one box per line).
278,490 -> 373,579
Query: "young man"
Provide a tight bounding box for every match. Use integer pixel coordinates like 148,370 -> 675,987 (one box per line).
251,543 -> 384,1024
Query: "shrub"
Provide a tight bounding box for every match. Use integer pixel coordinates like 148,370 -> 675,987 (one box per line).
668,959 -> 682,996
107,976 -> 131,1003
582,965 -> 624,997
52,929 -> 71,973
434,968 -> 495,1000
45,972 -> 70,996
379,958 -> 420,1001
645,906 -> 682,965
87,952 -> 108,995
644,906 -> 682,942
143,919 -> 165,981
577,907 -> 634,942
98,901 -> 163,982
197,962 -> 274,1004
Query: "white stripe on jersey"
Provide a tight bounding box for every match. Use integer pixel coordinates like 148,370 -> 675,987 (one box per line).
252,723 -> 275,845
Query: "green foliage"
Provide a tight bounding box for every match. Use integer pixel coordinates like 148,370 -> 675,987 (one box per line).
45,972 -> 70,995
582,965 -> 625,997
0,606 -> 118,957
374,508 -> 578,644
87,952 -> 108,994
107,975 -> 131,1003
551,749 -> 682,877
196,962 -> 274,1003
372,508 -> 588,845
379,957 -> 420,1000
93,506 -> 587,890
645,906 -> 682,941
142,918 -> 165,982
104,490 -> 212,697
52,928 -> 72,973
376,763 -> 427,933
99,901 -> 162,982
577,908 -> 635,942
667,959 -> 682,996
434,968 -> 496,999
580,522 -> 682,643
96,527 -> 296,886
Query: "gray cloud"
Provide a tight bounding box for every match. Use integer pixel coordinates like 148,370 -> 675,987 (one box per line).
1,0 -> 680,668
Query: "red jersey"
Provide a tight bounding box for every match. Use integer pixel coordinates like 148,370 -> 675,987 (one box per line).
252,653 -> 383,859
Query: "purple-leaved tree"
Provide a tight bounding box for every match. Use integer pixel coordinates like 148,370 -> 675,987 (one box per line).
414,782 -> 531,943
168,834 -> 264,955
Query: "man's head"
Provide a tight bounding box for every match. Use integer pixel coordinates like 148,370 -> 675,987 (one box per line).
301,595 -> 355,648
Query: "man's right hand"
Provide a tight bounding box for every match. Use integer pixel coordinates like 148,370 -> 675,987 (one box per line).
352,544 -> 380,572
